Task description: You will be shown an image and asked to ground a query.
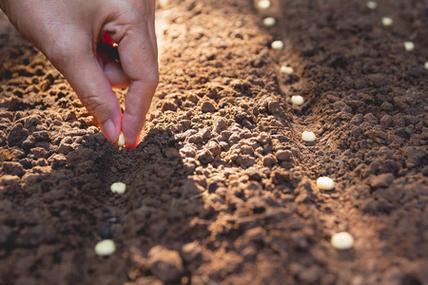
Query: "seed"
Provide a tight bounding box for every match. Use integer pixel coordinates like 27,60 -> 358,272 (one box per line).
331,232 -> 354,250
424,62 -> 428,70
118,132 -> 125,150
301,131 -> 316,142
95,239 -> 116,256
271,40 -> 284,50
404,41 -> 415,51
382,17 -> 393,26
280,65 -> 294,74
291,95 -> 304,106
111,182 -> 127,194
366,1 -> 377,9
257,0 -> 271,10
316,176 -> 335,190
263,17 -> 276,27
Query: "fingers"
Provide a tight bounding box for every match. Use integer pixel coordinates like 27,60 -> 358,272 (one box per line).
103,60 -> 130,88
48,40 -> 122,143
114,22 -> 159,147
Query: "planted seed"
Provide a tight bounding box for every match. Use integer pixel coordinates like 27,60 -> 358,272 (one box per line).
280,65 -> 294,74
404,41 -> 415,51
301,131 -> 316,142
331,232 -> 354,250
424,62 -> 428,70
95,239 -> 116,256
271,40 -> 284,50
257,0 -> 271,10
316,176 -> 335,190
111,182 -> 127,194
366,1 -> 377,9
291,95 -> 304,106
263,17 -> 276,27
382,17 -> 393,26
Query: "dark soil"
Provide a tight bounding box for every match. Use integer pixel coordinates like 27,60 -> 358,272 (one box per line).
0,0 -> 427,284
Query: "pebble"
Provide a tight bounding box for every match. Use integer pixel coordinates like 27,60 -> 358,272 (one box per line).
201,100 -> 218,113
331,232 -> 354,250
316,176 -> 335,190
271,40 -> 284,50
117,132 -> 125,149
280,65 -> 294,74
148,245 -> 184,282
291,95 -> 304,106
404,41 -> 415,51
301,131 -> 316,142
257,0 -> 271,10
95,239 -> 116,256
425,62 -> 428,70
366,1 -> 377,9
111,182 -> 127,194
382,17 -> 393,26
263,17 -> 276,27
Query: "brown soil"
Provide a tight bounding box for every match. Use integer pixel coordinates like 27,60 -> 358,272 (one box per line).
1,0 -> 427,284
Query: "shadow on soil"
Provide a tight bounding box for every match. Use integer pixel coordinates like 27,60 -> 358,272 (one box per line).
0,128 -> 208,284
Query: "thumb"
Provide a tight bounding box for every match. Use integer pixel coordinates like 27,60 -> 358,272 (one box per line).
47,41 -> 122,143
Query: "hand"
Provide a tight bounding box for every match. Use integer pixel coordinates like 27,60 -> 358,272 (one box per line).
0,0 -> 159,147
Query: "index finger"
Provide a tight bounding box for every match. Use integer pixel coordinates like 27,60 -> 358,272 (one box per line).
117,21 -> 159,147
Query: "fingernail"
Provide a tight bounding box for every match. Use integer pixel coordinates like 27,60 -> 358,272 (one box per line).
102,119 -> 118,143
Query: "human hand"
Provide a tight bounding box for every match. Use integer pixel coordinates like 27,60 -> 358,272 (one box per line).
0,0 -> 158,147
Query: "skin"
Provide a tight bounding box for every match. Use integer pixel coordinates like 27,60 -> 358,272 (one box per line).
0,0 -> 159,148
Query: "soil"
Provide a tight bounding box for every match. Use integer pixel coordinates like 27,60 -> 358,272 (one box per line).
1,0 -> 427,284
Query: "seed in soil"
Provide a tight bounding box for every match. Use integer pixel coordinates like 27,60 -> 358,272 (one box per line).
117,132 -> 125,150
382,17 -> 393,26
271,40 -> 284,50
316,176 -> 335,190
331,232 -> 354,250
291,95 -> 304,106
301,131 -> 316,142
263,17 -> 276,27
404,41 -> 415,51
425,62 -> 428,70
280,65 -> 294,74
95,239 -> 116,256
257,0 -> 271,10
111,182 -> 127,194
366,1 -> 377,9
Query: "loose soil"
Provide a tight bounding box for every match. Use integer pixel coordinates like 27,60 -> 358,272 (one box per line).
1,0 -> 427,284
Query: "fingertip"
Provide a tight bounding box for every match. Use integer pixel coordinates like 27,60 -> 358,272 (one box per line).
122,112 -> 144,148
104,61 -> 130,88
101,118 -> 121,144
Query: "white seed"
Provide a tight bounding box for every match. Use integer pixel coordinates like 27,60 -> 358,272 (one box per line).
382,17 -> 393,26
118,132 -> 125,149
257,0 -> 271,10
291,95 -> 304,106
366,1 -> 377,9
424,62 -> 428,70
263,17 -> 276,27
316,176 -> 335,190
301,131 -> 316,142
95,239 -> 116,256
271,40 -> 284,50
331,232 -> 354,250
280,65 -> 294,74
111,182 -> 127,194
404,41 -> 415,51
